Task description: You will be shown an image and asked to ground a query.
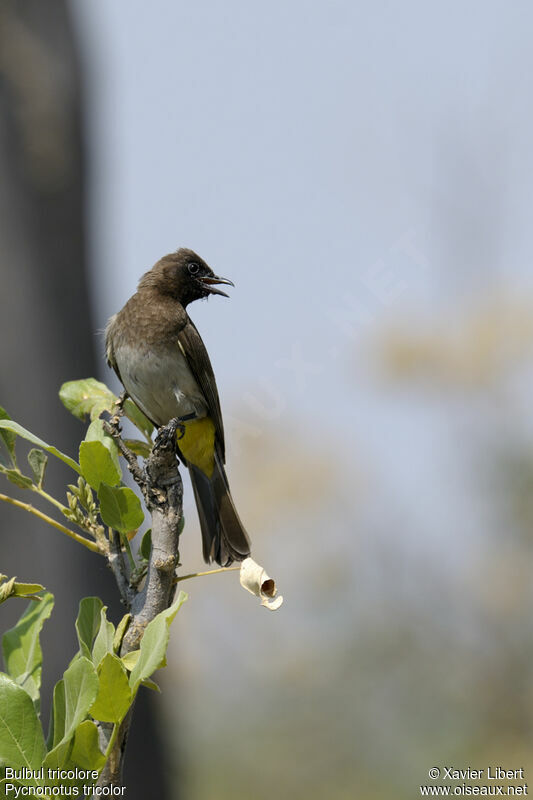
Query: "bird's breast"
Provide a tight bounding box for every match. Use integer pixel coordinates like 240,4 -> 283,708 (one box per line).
114,341 -> 207,427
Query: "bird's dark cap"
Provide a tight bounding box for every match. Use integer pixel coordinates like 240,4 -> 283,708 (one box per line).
138,248 -> 234,306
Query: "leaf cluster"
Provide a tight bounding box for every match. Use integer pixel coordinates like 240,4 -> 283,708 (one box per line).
0,380 -> 155,555
0,591 -> 186,791
0,378 -> 192,787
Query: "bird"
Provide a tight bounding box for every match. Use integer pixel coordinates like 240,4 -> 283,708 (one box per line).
105,248 -> 251,566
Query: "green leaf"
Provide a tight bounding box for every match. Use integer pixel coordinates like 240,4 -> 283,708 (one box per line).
139,529 -> 152,560
28,448 -> 48,488
129,592 -> 187,692
75,598 -> 104,660
123,398 -> 154,438
0,419 -> 80,473
90,653 -> 132,723
113,614 -> 130,654
79,440 -> 121,491
2,592 -> 54,706
69,720 -> 106,771
85,419 -> 121,475
0,575 -> 44,603
0,673 -> 46,768
63,657 -> 99,737
98,484 -> 144,534
10,582 -> 45,599
0,406 -> 16,466
4,469 -> 33,489
123,439 -> 152,458
120,650 -> 140,671
46,658 -> 99,767
48,677 -> 65,749
140,678 -> 160,692
59,378 -> 118,422
0,576 -> 41,605
43,738 -> 72,772
91,607 -> 115,667
67,651 -> 82,669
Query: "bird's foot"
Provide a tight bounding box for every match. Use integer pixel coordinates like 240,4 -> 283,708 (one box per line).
154,418 -> 182,451
146,419 -> 184,507
154,416 -> 191,450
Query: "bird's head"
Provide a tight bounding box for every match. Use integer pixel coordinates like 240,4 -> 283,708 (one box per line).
139,248 -> 234,306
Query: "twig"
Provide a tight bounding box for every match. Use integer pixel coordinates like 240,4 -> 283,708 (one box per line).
28,481 -> 103,542
0,493 -> 101,554
175,566 -> 240,583
30,484 -> 68,513
119,531 -> 136,572
102,419 -> 147,496
114,391 -> 128,415
104,723 -> 119,760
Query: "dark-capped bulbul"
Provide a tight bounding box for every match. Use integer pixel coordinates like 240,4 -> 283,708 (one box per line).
105,248 -> 251,566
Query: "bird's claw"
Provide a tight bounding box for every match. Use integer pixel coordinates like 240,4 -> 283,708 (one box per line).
154,418 -> 185,451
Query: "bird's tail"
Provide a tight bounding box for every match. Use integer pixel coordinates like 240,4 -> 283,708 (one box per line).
188,452 -> 251,566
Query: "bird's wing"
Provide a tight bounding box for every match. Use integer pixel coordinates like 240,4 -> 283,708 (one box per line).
105,314 -> 124,383
177,317 -> 226,461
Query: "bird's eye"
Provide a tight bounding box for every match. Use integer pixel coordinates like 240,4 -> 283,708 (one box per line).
188,262 -> 200,275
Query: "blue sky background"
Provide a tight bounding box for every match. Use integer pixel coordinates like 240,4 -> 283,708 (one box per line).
71,0 -> 533,556
68,2 -> 533,794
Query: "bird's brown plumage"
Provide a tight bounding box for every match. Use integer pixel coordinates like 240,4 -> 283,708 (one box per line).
105,248 -> 251,565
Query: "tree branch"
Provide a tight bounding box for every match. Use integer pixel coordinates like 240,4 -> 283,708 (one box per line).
97,418 -> 183,788
107,529 -> 133,607
102,417 -> 147,496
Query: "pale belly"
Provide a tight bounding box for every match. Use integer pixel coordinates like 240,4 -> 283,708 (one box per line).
114,343 -> 207,427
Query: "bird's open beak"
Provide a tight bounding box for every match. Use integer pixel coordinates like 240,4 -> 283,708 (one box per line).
200,274 -> 235,298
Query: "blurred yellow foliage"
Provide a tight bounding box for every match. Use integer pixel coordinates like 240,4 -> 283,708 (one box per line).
377,294 -> 533,386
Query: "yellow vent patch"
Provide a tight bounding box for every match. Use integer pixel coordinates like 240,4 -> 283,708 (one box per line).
177,417 -> 215,478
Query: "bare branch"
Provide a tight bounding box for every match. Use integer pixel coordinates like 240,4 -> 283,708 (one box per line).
107,529 -> 134,607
